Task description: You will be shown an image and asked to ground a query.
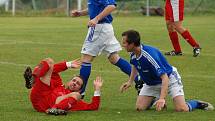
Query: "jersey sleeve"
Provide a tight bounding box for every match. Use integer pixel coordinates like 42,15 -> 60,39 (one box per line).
100,0 -> 116,6
53,61 -> 68,73
70,96 -> 100,111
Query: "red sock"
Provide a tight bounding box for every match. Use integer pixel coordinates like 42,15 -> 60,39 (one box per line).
33,61 -> 50,77
169,31 -> 181,52
52,97 -> 77,110
181,30 -> 200,48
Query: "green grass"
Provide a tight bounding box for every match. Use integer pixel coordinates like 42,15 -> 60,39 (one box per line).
0,15 -> 215,121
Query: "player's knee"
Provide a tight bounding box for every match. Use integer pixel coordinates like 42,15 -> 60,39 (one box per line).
108,52 -> 120,64
175,104 -> 189,112
43,58 -> 54,67
136,104 -> 147,111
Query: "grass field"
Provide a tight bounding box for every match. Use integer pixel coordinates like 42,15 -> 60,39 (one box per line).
0,15 -> 215,121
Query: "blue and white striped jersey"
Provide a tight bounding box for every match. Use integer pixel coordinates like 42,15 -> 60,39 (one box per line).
88,0 -> 116,24
130,45 -> 173,85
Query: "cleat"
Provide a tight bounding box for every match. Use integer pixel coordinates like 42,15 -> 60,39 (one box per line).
197,100 -> 214,111
165,51 -> 182,56
46,108 -> 67,116
23,66 -> 34,89
193,47 -> 201,57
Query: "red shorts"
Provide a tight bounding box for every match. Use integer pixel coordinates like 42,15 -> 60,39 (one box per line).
165,0 -> 184,22
30,79 -> 57,112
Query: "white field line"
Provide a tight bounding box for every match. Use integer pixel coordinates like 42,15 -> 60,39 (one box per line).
0,41 -> 215,57
0,61 -> 215,79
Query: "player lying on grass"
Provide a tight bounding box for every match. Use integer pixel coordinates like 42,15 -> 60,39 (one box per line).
23,58 -> 103,115
120,30 -> 214,112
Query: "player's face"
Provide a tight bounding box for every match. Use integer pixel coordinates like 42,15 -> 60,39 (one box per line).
122,36 -> 134,52
68,76 -> 83,92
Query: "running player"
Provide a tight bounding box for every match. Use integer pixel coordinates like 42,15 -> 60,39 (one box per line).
165,0 -> 201,57
71,0 -> 143,97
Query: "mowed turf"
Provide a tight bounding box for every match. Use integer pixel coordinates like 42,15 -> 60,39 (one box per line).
0,15 -> 215,121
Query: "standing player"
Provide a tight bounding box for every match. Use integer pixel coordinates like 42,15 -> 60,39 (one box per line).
24,58 -> 103,115
120,30 -> 214,112
165,0 -> 201,57
71,0 -> 143,96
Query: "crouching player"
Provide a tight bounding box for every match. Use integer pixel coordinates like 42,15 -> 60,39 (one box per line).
120,30 -> 214,112
23,58 -> 103,115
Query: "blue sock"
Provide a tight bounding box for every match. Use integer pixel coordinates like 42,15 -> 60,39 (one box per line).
186,100 -> 199,111
80,62 -> 91,94
114,58 -> 139,83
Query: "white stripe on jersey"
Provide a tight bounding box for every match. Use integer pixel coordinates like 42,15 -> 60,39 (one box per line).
141,49 -> 160,70
170,0 -> 179,21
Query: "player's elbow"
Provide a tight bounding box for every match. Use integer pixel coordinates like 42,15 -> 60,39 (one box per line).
107,5 -> 116,10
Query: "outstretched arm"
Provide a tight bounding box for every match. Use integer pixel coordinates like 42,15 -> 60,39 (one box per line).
71,9 -> 88,17
120,66 -> 138,93
53,58 -> 81,73
71,76 -> 103,111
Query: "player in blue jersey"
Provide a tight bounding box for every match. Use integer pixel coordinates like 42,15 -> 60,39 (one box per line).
120,29 -> 214,112
71,0 -> 143,97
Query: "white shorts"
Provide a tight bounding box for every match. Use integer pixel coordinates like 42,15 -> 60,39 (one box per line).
139,67 -> 184,99
81,23 -> 122,57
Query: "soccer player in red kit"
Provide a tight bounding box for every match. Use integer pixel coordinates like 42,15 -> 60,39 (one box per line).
165,0 -> 201,57
23,58 -> 102,115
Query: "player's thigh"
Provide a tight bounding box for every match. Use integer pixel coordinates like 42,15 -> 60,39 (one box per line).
173,95 -> 189,112
136,96 -> 154,111
81,26 -> 104,57
39,58 -> 54,86
137,84 -> 160,110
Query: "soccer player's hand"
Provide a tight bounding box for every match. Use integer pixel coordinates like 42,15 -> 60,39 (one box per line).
94,76 -> 103,91
88,17 -> 98,27
155,98 -> 166,111
71,58 -> 81,68
71,10 -> 81,17
120,81 -> 132,93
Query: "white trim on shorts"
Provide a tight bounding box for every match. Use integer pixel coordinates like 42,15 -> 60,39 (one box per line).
81,23 -> 122,57
139,66 -> 184,99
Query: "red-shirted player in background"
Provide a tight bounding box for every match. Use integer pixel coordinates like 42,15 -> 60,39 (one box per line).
164,0 -> 201,57
23,58 -> 103,115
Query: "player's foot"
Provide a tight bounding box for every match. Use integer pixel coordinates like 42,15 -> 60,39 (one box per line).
135,76 -> 144,95
193,47 -> 201,57
197,100 -> 214,111
23,66 -> 34,89
164,51 -> 182,56
46,108 -> 67,116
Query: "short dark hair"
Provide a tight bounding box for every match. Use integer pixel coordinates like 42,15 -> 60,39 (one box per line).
122,30 -> 141,46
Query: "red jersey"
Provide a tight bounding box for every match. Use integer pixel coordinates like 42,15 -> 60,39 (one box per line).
30,61 -> 100,112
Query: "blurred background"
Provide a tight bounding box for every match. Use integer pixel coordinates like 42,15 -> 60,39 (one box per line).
0,0 -> 215,17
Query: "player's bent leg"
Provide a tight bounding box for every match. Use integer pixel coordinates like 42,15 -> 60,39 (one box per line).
136,96 -> 155,111
172,21 -> 186,34
173,95 -> 189,112
165,21 -> 183,56
80,54 -> 94,96
39,58 -> 54,86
